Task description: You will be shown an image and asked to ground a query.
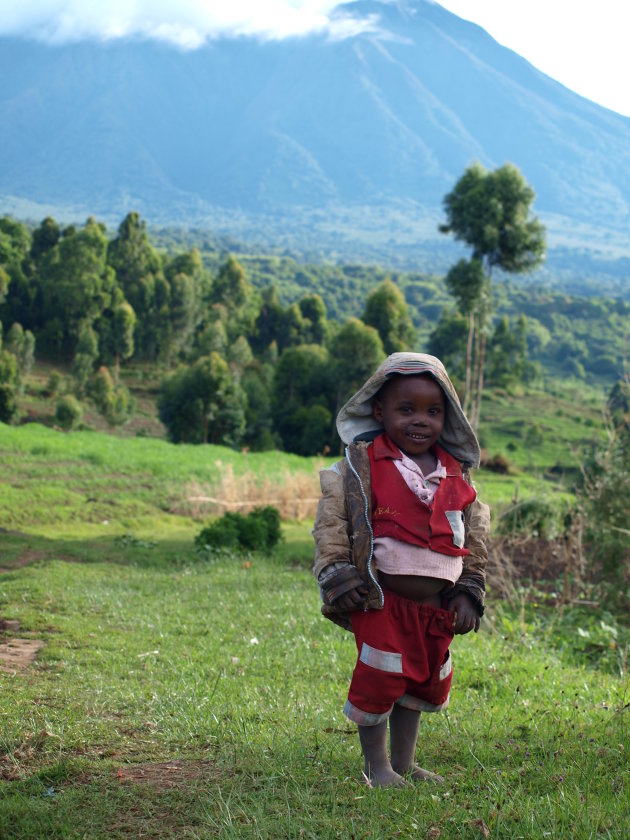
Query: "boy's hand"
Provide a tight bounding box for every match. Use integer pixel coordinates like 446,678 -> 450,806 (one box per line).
333,584 -> 369,612
319,565 -> 368,611
447,593 -> 481,634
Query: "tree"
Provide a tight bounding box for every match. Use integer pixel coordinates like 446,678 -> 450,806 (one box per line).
298,293 -> 328,345
486,315 -> 528,389
196,315 -> 228,358
164,248 -> 205,362
240,361 -> 279,452
211,255 -> 247,309
440,162 -> 546,426
30,217 -> 60,262
427,309 -> 469,389
55,395 -> 83,430
0,216 -> 33,329
107,212 -> 168,359
362,279 -> 416,354
4,322 -> 36,392
443,259 -> 486,413
111,302 -> 136,384
73,323 -> 99,396
329,318 -> 385,421
89,366 -> 134,426
228,335 -> 254,374
209,256 -> 260,344
0,325 -> 19,423
272,344 -> 333,454
250,287 -> 327,355
251,285 -> 284,354
158,353 -> 246,445
37,218 -> 116,352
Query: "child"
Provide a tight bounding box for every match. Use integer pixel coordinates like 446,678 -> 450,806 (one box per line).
313,352 -> 490,787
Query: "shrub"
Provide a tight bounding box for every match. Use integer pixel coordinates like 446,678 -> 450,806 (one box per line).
481,453 -> 512,474
578,419 -> 630,606
523,422 -> 544,447
55,395 -> 83,430
46,371 -> 62,397
89,366 -> 134,426
0,381 -> 18,423
0,347 -> 19,423
496,495 -> 565,540
195,505 -> 282,554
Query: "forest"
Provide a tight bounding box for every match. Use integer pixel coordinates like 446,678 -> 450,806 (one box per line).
1,204 -> 628,456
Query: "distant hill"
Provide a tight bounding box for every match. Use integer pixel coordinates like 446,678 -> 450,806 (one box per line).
2,0 -> 630,281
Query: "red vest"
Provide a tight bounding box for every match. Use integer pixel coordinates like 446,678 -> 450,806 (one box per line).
368,433 -> 476,557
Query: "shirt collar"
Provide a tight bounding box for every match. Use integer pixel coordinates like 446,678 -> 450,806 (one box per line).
372,432 -> 460,476
373,432 -> 405,461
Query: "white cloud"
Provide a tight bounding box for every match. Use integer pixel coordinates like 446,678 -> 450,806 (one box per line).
0,0 -> 375,46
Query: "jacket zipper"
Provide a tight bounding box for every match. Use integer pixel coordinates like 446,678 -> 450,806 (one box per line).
345,445 -> 384,608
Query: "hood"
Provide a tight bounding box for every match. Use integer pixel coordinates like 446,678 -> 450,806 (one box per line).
336,352 -> 480,468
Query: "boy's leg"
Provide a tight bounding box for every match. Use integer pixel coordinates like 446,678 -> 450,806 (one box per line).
389,705 -> 443,782
357,721 -> 405,787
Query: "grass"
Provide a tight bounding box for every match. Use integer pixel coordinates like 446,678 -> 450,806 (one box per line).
0,423 -> 326,539
0,550 -> 628,839
0,391 -> 593,539
480,385 -> 605,473
1,415 -> 627,837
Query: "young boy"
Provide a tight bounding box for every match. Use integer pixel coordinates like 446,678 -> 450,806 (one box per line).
313,352 -> 490,787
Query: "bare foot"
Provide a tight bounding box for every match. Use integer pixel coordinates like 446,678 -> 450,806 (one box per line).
362,769 -> 409,788
407,764 -> 444,783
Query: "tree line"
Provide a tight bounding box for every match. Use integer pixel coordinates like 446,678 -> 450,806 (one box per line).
2,162 -> 624,454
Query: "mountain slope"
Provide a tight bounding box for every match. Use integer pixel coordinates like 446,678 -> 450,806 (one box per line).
1,0 -> 630,269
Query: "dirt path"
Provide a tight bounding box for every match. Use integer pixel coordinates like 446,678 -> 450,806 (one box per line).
0,620 -> 45,673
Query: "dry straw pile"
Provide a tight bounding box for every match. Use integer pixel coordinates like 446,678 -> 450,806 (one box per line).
177,462 -> 323,522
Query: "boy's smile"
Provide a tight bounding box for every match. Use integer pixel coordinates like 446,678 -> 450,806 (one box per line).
372,374 -> 445,465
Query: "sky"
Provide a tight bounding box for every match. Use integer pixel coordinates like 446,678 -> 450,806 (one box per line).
1,0 -> 629,117
436,1 -> 630,118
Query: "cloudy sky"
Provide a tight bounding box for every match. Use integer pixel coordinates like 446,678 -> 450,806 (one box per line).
1,0 -> 629,117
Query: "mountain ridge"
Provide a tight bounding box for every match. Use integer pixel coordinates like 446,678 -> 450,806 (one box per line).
2,0 -> 630,278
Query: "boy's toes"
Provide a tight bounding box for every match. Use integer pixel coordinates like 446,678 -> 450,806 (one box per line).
362,770 -> 410,788
408,765 -> 444,783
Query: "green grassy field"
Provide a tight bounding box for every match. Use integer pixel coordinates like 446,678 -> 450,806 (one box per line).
0,547 -> 628,838
1,418 -> 627,838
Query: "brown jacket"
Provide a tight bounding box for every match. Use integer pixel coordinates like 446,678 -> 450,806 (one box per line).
312,441 -> 491,631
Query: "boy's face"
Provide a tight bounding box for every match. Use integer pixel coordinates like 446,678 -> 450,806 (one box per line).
372,374 -> 445,459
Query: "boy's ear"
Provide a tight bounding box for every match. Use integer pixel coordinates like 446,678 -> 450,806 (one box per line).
372,397 -> 384,423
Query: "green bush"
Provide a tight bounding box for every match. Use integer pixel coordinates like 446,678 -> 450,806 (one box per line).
46,371 -> 62,397
523,422 -> 544,447
578,420 -> 630,606
195,506 -> 282,554
55,395 -> 83,430
496,495 -> 565,540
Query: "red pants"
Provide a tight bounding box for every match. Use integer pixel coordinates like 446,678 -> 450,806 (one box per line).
345,589 -> 454,726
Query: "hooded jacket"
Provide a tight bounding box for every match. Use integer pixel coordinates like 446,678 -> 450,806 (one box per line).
312,352 -> 490,631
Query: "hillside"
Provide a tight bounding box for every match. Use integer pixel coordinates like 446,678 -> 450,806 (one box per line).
2,0 -> 630,281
